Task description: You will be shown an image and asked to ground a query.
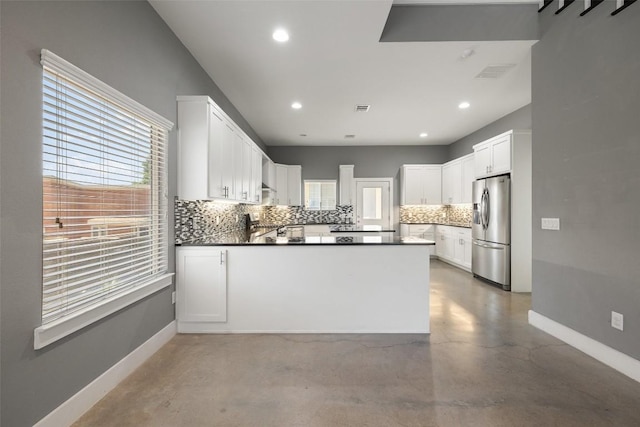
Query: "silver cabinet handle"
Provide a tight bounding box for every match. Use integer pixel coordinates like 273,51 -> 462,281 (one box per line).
219,251 -> 224,265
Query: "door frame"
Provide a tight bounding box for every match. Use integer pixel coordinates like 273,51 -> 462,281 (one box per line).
354,178 -> 394,228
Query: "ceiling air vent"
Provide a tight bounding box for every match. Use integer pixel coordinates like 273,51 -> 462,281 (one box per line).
475,64 -> 517,79
344,134 -> 356,139
354,104 -> 371,113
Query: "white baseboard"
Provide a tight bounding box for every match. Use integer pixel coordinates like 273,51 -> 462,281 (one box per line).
34,321 -> 177,427
528,310 -> 640,383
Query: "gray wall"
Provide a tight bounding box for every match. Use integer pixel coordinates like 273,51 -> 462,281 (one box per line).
0,1 -> 258,425
447,104 -> 532,160
381,4 -> 538,42
532,5 -> 640,360
268,145 -> 449,227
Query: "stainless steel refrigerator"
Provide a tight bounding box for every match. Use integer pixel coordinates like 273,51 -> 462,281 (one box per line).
472,175 -> 511,290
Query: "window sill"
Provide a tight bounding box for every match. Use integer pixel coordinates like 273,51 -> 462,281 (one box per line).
34,274 -> 174,350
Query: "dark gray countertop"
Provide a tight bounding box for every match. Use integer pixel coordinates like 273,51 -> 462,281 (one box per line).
329,225 -> 396,233
176,233 -> 434,246
401,222 -> 472,229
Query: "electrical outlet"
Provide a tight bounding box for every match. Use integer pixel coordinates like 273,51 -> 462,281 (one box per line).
235,214 -> 239,223
541,218 -> 560,230
611,311 -> 624,331
216,216 -> 220,225
171,291 -> 176,305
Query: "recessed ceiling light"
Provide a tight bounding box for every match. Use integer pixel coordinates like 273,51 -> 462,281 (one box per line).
419,132 -> 428,138
272,28 -> 289,43
291,102 -> 302,110
458,101 -> 471,109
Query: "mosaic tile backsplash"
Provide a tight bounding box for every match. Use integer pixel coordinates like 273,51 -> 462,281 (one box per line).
400,205 -> 473,227
175,200 -> 353,243
175,200 -> 260,244
175,200 -> 471,243
260,205 -> 353,226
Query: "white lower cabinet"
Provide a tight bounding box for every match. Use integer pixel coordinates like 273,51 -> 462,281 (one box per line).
176,247 -> 227,332
436,227 -> 454,260
436,225 -> 471,272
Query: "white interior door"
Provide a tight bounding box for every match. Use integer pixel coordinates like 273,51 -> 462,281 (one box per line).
356,179 -> 391,230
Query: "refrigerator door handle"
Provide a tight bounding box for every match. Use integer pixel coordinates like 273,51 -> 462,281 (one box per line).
481,188 -> 490,230
473,241 -> 504,250
484,189 -> 490,229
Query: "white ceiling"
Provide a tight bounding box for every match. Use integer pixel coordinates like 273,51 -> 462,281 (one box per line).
150,0 -> 535,146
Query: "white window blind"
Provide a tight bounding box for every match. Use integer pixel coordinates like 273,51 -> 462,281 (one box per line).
41,50 -> 173,326
304,180 -> 337,211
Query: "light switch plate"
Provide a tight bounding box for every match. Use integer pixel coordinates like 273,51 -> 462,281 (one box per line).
611,311 -> 624,331
541,218 -> 560,230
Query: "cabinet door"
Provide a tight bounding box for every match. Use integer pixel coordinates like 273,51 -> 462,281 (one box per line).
442,161 -> 461,204
207,107 -> 226,199
423,166 -> 442,205
251,147 -> 262,204
461,154 -> 475,204
339,165 -> 355,205
262,158 -> 274,189
441,163 -> 453,205
474,143 -> 491,178
462,233 -> 472,269
240,137 -> 252,202
231,132 -> 244,201
177,99 -> 210,200
221,123 -> 236,200
491,135 -> 512,175
287,165 -> 302,205
436,227 -> 454,260
176,248 -> 227,324
402,166 -> 426,204
435,231 -> 445,257
453,232 -> 466,265
275,164 -> 288,205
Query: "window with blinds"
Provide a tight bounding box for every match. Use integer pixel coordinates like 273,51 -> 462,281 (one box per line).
41,50 -> 172,326
304,180 -> 337,211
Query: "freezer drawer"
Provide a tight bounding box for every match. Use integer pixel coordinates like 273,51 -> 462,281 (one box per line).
472,240 -> 510,290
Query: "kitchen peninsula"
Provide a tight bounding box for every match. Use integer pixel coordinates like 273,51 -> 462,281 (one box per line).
176,232 -> 433,334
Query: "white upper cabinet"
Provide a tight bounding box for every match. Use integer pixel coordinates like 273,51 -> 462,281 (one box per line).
460,154 -> 475,203
339,165 -> 355,206
473,131 -> 512,178
251,146 -> 262,204
401,165 -> 442,205
272,164 -> 302,206
287,165 -> 302,206
177,96 -> 265,204
231,130 -> 243,201
262,157 -> 276,189
208,107 -> 227,199
442,160 -> 462,205
274,163 -> 288,205
442,153 -> 474,205
239,136 -> 253,202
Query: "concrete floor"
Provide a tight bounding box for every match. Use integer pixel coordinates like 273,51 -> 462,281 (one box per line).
74,260 -> 640,426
